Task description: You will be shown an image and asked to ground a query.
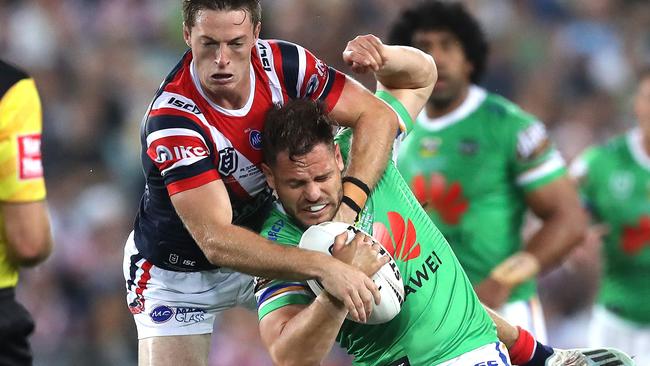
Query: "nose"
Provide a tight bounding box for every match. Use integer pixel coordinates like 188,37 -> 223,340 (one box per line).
303,182 -> 322,202
214,46 -> 229,67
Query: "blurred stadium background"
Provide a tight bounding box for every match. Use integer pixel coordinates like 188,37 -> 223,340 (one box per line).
1,0 -> 649,364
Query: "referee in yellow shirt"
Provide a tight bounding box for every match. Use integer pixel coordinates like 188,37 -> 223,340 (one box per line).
0,60 -> 53,366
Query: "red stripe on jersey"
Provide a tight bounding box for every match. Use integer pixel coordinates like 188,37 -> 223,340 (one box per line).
167,169 -> 220,196
322,71 -> 345,112
223,177 -> 253,200
135,260 -> 153,297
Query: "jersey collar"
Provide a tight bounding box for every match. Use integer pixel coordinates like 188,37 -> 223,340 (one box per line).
626,127 -> 650,171
190,59 -> 256,117
416,85 -> 487,131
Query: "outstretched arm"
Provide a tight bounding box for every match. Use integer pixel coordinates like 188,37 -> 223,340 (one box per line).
343,34 -> 437,121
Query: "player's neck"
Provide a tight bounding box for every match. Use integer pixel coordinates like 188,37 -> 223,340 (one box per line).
425,87 -> 470,119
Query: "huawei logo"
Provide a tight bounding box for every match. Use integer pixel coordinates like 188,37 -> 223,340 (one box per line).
410,173 -> 468,225
373,212 -> 421,262
621,216 -> 650,255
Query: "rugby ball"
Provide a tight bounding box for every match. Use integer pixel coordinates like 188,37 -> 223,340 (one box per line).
298,221 -> 404,324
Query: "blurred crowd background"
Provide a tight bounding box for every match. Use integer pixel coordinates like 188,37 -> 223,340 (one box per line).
1,0 -> 649,364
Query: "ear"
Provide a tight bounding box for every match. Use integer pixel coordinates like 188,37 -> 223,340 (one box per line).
261,162 -> 276,190
183,22 -> 192,48
253,22 -> 261,41
334,144 -> 344,172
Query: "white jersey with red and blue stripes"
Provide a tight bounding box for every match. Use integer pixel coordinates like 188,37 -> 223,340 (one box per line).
132,39 -> 345,272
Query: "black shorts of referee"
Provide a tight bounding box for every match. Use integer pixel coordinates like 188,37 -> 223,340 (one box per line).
0,287 -> 35,366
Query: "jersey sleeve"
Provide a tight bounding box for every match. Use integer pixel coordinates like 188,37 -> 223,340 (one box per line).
274,41 -> 346,111
510,119 -> 566,191
256,208 -> 315,320
143,113 -> 219,196
0,78 -> 46,202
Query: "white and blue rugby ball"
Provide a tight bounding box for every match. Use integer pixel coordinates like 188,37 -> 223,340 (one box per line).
298,221 -> 404,324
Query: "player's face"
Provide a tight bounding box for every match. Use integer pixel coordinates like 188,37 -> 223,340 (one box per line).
184,9 -> 260,108
634,76 -> 650,138
263,143 -> 345,228
412,30 -> 472,111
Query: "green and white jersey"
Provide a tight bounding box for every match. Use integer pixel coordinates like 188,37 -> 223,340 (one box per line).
256,92 -> 497,366
571,128 -> 650,324
397,86 -> 566,302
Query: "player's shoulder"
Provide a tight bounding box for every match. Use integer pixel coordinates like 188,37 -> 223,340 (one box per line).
0,60 -> 30,99
260,204 -> 304,245
483,91 -> 537,126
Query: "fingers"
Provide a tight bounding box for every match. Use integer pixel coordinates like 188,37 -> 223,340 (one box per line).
343,34 -> 386,72
366,276 -> 382,306
332,231 -> 348,253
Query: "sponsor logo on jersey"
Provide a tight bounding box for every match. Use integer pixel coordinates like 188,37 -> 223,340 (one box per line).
174,307 -> 206,324
609,171 -> 634,200
267,219 -> 285,241
621,216 -> 650,255
258,42 -> 273,72
516,122 -> 550,161
304,74 -> 320,99
315,59 -> 327,78
373,212 -> 443,301
410,174 -> 468,225
17,134 -> 43,180
153,144 -> 208,164
169,253 -> 179,264
459,138 -> 479,155
150,305 -> 174,323
418,137 -> 441,158
166,96 -> 202,114
249,130 -> 262,150
218,147 -> 238,176
373,212 -> 421,262
474,361 -> 499,366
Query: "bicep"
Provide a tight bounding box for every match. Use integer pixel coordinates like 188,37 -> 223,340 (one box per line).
170,180 -> 233,240
259,304 -> 307,350
329,76 -> 394,128
524,175 -> 580,219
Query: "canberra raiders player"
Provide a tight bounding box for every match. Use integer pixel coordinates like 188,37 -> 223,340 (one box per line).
392,1 -> 586,340
570,69 -> 650,364
255,38 -> 504,366
254,35 -> 635,366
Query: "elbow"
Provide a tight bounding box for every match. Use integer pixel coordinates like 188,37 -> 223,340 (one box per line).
424,54 -> 438,90
9,234 -> 53,267
270,345 -> 320,366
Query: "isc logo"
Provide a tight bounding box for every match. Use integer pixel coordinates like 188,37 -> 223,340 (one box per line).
474,361 -> 499,366
167,97 -> 201,114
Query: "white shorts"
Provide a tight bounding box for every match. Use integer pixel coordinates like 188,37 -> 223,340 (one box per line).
122,231 -> 255,339
498,296 -> 547,343
589,305 -> 650,365
439,342 -> 511,366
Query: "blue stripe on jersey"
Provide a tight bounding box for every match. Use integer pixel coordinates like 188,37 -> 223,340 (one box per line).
318,67 -> 337,103
277,41 -> 299,100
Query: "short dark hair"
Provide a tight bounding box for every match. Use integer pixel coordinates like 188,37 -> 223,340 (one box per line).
388,0 -> 488,84
262,100 -> 336,166
182,0 -> 261,28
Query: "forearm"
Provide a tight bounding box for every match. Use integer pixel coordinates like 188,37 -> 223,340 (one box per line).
270,293 -> 347,366
194,222 -> 333,281
3,201 -> 53,267
484,304 -> 518,349
344,104 -> 397,190
524,209 -> 587,272
375,45 -> 436,90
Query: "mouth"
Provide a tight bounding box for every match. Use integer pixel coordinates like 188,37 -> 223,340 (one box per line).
211,73 -> 234,84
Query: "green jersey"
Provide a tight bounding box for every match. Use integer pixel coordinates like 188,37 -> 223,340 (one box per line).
571,128 -> 650,324
397,86 -> 566,302
256,92 -> 497,366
